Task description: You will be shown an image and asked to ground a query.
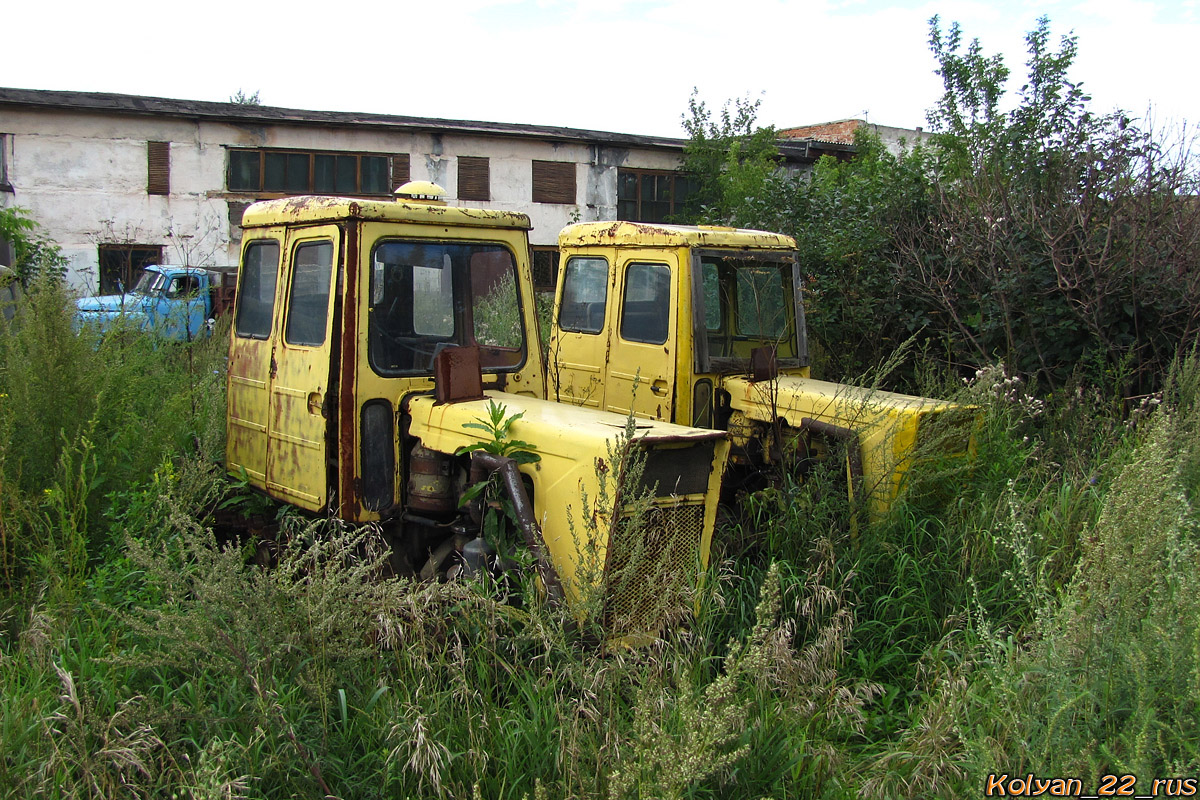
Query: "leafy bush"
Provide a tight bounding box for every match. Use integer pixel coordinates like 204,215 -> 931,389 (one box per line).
682,19 -> 1200,393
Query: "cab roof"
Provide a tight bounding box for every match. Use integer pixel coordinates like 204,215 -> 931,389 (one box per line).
240,195 -> 533,231
558,221 -> 796,250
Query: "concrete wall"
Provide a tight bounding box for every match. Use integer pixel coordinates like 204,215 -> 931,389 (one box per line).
1,106 -> 686,291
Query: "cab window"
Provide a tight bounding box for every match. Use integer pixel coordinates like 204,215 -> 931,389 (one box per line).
619,262 -> 670,344
285,241 -> 334,347
235,240 -> 280,339
558,257 -> 608,334
165,274 -> 201,299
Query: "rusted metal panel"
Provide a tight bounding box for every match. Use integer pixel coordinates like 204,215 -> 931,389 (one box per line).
406,391 -> 728,615
242,195 -> 532,232
338,220 -> 361,520
723,373 -> 963,514
558,221 -> 796,250
433,345 -> 485,404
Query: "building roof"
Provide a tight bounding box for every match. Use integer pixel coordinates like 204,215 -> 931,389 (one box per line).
778,119 -> 866,145
778,119 -> 931,155
0,87 -> 842,164
0,86 -> 691,151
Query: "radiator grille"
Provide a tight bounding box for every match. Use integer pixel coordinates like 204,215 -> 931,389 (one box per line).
603,502 -> 707,639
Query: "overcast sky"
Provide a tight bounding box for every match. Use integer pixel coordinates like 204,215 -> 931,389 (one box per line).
7,0 -> 1196,139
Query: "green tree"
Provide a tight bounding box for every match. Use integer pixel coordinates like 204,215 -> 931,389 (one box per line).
905,16 -> 1200,390
680,91 -> 782,226
680,94 -> 932,378
0,206 -> 68,286
229,88 -> 262,105
681,19 -> 1200,391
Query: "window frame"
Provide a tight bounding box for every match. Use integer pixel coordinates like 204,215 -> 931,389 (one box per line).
558,255 -> 609,335
366,237 -> 527,377
690,248 -> 810,373
616,168 -> 695,223
530,246 -> 560,292
283,239 -> 335,348
147,141 -> 170,196
97,244 -> 164,296
0,133 -> 12,193
227,148 -> 398,197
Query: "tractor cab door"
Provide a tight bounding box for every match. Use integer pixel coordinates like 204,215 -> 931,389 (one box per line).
158,273 -> 208,340
264,225 -> 342,511
228,237 -> 284,488
551,253 -> 613,409
604,256 -> 678,421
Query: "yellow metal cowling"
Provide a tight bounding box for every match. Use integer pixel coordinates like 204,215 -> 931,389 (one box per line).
404,392 -> 728,639
722,374 -> 971,518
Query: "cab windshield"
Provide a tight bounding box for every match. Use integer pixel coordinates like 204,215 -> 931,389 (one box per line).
696,252 -> 804,371
130,270 -> 168,296
367,240 -> 525,376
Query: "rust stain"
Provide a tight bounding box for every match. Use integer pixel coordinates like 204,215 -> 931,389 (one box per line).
339,222 -> 361,520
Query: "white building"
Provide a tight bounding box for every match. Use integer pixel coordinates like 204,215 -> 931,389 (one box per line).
0,88 -> 841,293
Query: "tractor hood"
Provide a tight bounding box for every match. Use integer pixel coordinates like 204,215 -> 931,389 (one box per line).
721,373 -> 972,511
76,293 -> 152,315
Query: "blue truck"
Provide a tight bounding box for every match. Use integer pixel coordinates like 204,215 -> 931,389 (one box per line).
76,265 -> 237,340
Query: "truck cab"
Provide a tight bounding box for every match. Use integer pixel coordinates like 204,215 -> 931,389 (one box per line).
227,187 -> 728,637
76,264 -> 236,340
550,221 -> 971,516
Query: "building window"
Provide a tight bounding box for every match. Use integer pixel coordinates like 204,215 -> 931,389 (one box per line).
98,244 -> 163,295
227,148 -> 396,196
532,161 -> 576,204
457,156 -> 490,201
0,135 -> 11,266
617,169 -> 695,223
391,154 -> 411,191
0,134 -> 11,193
530,247 -> 560,292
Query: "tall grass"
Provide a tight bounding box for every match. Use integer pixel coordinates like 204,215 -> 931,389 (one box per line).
0,277 -> 227,605
3,279 -> 1199,798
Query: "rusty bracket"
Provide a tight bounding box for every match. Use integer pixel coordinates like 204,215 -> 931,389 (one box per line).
469,452 -> 564,605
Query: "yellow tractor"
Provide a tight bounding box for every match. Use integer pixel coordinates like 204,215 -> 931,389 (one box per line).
226,185 -> 728,638
549,221 -> 973,518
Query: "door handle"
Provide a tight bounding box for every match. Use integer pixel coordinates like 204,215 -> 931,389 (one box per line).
651,380 -> 669,396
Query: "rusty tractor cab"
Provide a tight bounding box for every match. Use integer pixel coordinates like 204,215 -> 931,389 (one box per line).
549,221 -> 974,518
226,185 -> 728,639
